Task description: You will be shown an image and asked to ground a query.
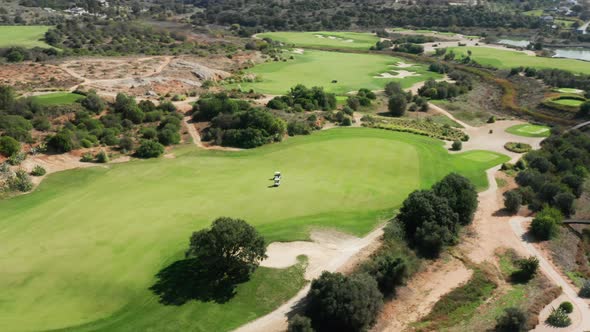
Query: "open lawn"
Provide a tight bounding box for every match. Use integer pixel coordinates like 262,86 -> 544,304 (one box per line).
31,92 -> 84,105
256,31 -> 379,50
552,98 -> 584,107
0,128 -> 507,332
234,50 -> 440,95
445,46 -> 590,75
506,124 -> 551,137
0,26 -> 53,48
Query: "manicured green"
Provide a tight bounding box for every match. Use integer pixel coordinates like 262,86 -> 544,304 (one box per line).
256,31 -> 379,50
506,124 -> 551,138
556,88 -> 584,94
552,98 -> 584,107
445,46 -> 590,75
0,128 -> 507,332
31,92 -> 84,106
0,26 -> 53,48
234,49 -> 440,95
523,9 -> 543,16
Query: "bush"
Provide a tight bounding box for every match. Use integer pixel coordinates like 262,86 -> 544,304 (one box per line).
119,136 -> 134,152
504,190 -> 522,214
580,280 -> 590,298
80,152 -> 94,162
32,117 -> 51,131
0,136 -> 20,157
388,93 -> 407,117
30,165 -> 46,176
47,131 -> 74,153
511,257 -> 539,283
287,121 -> 312,136
546,308 -> 571,327
306,272 -> 382,332
287,315 -> 314,332
95,150 -> 109,163
158,128 -> 181,146
80,139 -> 93,148
554,192 -> 575,217
7,169 -> 33,192
432,173 -> 478,226
451,140 -> 462,151
141,127 -> 158,139
559,301 -> 573,314
136,140 -> 164,158
504,142 -> 532,153
530,207 -> 563,240
495,307 -> 526,332
487,116 -> 496,123
81,91 -> 105,113
361,253 -> 407,296
341,116 -> 352,126
7,152 -> 25,166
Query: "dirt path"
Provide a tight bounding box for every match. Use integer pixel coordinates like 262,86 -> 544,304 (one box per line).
181,116 -> 242,151
234,227 -> 385,332
511,218 -> 590,331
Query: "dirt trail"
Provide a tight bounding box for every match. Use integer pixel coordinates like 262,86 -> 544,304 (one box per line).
511,218 -> 590,332
182,116 -> 242,151
235,227 -> 384,332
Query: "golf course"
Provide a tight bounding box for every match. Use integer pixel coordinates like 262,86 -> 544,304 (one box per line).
236,49 -> 440,95
0,25 -> 53,48
31,92 -> 84,106
255,31 -> 379,50
0,128 -> 508,332
505,124 -> 551,137
446,46 -> 590,75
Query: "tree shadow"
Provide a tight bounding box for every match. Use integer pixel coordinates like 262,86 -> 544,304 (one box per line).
149,258 -> 250,305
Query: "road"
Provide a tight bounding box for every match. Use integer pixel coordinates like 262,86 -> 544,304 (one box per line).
510,218 -> 590,331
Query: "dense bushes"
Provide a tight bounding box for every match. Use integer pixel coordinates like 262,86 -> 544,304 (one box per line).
0,136 -> 20,157
267,85 -> 337,112
393,43 -> 424,54
306,272 -> 382,332
206,109 -> 286,149
504,190 -> 522,214
496,307 -> 527,332
360,254 -> 407,296
530,207 -> 563,240
397,173 -> 476,257
135,140 -> 165,158
504,142 -> 532,153
7,169 -> 33,192
417,74 -> 472,100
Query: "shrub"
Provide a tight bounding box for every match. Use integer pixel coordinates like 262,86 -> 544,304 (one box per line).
495,307 -> 526,332
347,96 -> 360,111
7,169 -> 33,192
559,301 -> 573,314
530,207 -> 563,240
306,272 -> 382,332
30,165 -> 46,176
158,129 -> 181,146
385,82 -> 403,96
287,315 -> 314,332
80,152 -> 94,162
451,140 -> 462,151
388,93 -> 407,117
504,190 -> 522,214
432,173 -> 478,226
141,127 -> 158,140
361,253 -> 407,296
135,140 -> 165,158
487,116 -> 496,123
7,152 -> 25,166
47,131 -> 74,153
0,136 -> 20,157
32,116 -> 51,131
287,121 -> 312,136
504,142 -> 532,153
341,116 -> 352,126
580,280 -> 590,298
95,150 -> 109,163
554,192 -> 575,217
511,256 -> 539,283
81,91 -> 105,113
80,139 -> 93,148
119,136 -> 134,152
546,308 -> 571,327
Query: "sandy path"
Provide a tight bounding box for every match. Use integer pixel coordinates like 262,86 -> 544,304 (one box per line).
181,116 -> 242,151
511,218 -> 590,331
234,226 -> 384,332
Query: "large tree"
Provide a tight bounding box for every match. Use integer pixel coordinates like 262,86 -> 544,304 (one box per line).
432,173 -> 478,225
388,93 -> 407,117
306,272 -> 382,332
186,217 -> 267,277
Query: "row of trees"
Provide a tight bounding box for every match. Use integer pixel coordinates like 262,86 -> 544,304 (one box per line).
504,130 -> 590,221
267,85 -> 337,112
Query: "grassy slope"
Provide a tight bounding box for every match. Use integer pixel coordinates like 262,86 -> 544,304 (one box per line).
32,93 -> 84,106
505,124 -> 551,137
0,128 -> 508,332
0,26 -> 52,48
447,46 -> 590,75
235,50 -> 440,95
256,31 -> 379,50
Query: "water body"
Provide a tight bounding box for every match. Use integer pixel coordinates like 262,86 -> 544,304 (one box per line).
552,48 -> 590,61
498,38 -> 530,48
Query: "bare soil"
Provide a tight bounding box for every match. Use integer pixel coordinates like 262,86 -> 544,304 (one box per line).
0,62 -> 82,92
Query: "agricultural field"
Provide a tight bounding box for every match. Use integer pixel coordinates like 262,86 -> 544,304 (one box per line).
31,92 -> 84,106
255,31 -> 379,50
0,128 -> 508,332
235,50 -> 440,95
0,26 -> 53,48
505,124 -> 551,137
446,46 -> 590,75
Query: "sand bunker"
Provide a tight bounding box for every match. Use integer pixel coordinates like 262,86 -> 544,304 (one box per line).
292,48 -> 304,54
394,61 -> 414,68
374,70 -> 420,79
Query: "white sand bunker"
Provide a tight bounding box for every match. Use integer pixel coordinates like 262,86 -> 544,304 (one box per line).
374,70 -> 420,79
394,61 -> 414,68
314,34 -> 326,39
292,48 -> 304,54
314,35 -> 353,43
261,228 -> 380,280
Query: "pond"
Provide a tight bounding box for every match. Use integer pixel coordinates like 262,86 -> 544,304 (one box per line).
552,48 -> 590,61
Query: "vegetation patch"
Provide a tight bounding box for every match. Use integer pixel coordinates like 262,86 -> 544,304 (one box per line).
505,124 -> 551,138
0,25 -> 53,48
363,115 -> 469,141
232,50 -> 440,95
31,92 -> 84,106
504,142 -> 532,153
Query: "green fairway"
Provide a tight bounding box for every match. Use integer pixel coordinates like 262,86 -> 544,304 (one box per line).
506,124 -> 551,137
0,26 -> 53,48
31,92 -> 84,105
0,128 -> 508,332
256,31 -> 379,50
445,46 -> 590,75
556,88 -> 584,94
552,98 -> 584,107
234,49 -> 441,95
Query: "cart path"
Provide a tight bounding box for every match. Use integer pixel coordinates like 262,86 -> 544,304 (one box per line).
511,218 -> 590,332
